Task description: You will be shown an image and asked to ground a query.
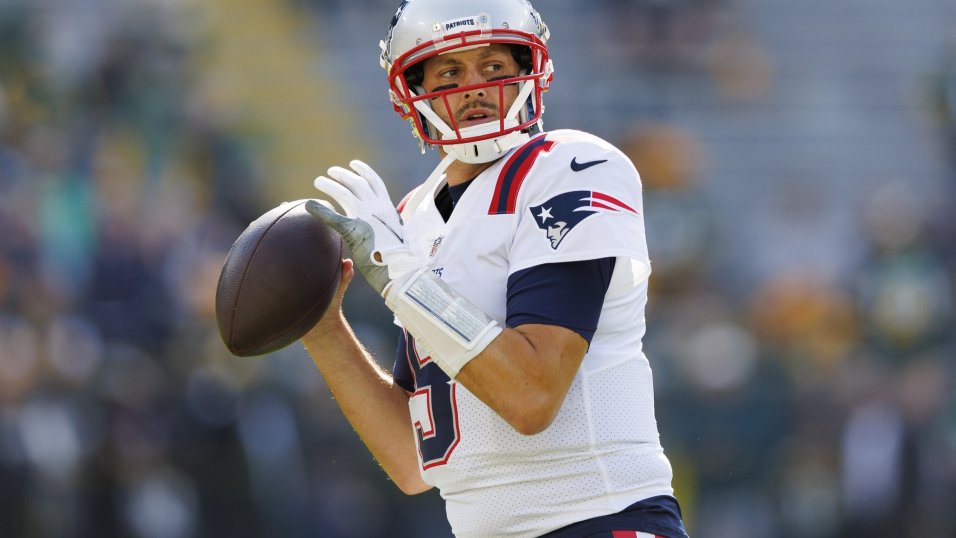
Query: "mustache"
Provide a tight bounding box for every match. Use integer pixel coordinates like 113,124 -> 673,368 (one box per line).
455,101 -> 499,121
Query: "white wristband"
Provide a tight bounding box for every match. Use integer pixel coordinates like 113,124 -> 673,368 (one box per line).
385,268 -> 502,378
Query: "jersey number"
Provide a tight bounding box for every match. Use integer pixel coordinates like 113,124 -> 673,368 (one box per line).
404,332 -> 460,469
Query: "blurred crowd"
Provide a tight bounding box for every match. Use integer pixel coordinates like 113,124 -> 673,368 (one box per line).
1,1 -> 955,537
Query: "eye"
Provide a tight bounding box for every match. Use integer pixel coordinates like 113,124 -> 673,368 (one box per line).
439,67 -> 459,79
483,63 -> 504,74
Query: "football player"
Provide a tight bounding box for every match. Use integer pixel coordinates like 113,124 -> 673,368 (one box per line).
303,0 -> 690,536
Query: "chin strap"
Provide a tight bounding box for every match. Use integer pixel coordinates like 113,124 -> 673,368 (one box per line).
399,153 -> 457,221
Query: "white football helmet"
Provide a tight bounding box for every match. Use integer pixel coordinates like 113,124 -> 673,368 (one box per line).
380,0 -> 554,164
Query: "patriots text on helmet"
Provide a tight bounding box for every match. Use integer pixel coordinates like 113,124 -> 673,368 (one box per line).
444,18 -> 476,31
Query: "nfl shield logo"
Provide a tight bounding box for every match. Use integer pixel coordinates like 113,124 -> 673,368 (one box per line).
430,236 -> 444,257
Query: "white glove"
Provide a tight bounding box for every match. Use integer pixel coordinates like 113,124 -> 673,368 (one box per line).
309,160 -> 502,378
306,160 -> 418,295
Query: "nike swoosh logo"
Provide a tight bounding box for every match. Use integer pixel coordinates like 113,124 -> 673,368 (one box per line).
570,157 -> 608,172
372,214 -> 404,242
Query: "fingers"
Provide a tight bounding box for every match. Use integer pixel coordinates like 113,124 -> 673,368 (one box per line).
327,160 -> 391,200
327,165 -> 374,199
305,198 -> 353,234
335,258 -> 355,300
309,199 -> 335,210
304,259 -> 355,341
326,258 -> 355,308
348,160 -> 390,199
313,176 -> 358,216
306,200 -> 378,265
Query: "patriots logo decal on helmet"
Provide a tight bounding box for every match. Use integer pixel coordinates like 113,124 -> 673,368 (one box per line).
530,190 -> 637,249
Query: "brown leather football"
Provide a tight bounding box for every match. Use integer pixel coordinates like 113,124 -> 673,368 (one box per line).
216,200 -> 343,357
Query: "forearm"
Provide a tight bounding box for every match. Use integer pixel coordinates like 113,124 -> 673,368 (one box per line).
455,324 -> 587,435
303,314 -> 430,494
383,269 -> 588,435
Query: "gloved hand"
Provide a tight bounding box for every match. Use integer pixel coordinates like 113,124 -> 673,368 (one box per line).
306,160 -> 418,295
310,160 -> 501,379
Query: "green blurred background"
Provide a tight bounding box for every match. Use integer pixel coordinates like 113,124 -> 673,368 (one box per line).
1,0 -> 955,537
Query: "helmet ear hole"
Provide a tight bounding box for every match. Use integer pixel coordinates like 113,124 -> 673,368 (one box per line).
413,85 -> 434,139
405,64 -> 424,88
524,98 -> 540,135
509,45 -> 533,71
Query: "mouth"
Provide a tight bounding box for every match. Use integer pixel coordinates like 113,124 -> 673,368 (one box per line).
456,107 -> 497,128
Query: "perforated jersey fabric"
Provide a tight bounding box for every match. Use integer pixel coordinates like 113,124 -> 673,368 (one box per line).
393,129 -> 673,537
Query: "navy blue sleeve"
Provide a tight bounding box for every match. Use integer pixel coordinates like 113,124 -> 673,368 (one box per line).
506,257 -> 616,343
392,329 -> 415,392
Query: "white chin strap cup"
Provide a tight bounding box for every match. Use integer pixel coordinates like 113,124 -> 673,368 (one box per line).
446,124 -> 527,164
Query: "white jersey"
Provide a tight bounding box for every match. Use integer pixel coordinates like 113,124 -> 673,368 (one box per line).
393,129 -> 674,538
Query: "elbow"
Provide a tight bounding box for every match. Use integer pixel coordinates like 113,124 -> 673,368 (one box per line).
395,480 -> 431,496
392,472 -> 432,496
510,417 -> 554,436
506,391 -> 562,436
384,459 -> 432,496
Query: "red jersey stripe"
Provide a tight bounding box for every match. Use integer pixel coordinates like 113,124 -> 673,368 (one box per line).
592,191 -> 637,213
488,135 -> 555,214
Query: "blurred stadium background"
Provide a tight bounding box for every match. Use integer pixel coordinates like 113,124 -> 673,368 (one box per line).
1,0 -> 955,536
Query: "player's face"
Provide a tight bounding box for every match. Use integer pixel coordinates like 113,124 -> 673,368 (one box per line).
420,44 -> 522,131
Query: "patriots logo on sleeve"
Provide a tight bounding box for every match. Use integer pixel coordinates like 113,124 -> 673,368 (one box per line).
530,190 -> 637,249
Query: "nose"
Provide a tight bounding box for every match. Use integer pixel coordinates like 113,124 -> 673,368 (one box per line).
461,68 -> 487,100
